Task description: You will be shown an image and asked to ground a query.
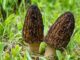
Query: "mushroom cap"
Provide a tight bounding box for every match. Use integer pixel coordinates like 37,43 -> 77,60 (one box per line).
22,5 -> 44,43
44,12 -> 75,50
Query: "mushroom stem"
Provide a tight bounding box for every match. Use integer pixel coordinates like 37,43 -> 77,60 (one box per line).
44,45 -> 56,60
29,43 -> 40,54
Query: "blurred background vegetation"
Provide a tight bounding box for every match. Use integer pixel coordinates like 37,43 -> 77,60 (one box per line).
0,0 -> 80,60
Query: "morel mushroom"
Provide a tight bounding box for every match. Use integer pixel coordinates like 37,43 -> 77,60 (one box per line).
44,12 -> 75,59
22,5 -> 44,53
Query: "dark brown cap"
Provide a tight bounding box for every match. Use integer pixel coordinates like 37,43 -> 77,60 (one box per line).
44,12 -> 75,50
22,5 -> 44,43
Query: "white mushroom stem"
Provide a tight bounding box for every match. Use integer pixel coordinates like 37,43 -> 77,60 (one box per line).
44,45 -> 56,60
29,43 -> 40,54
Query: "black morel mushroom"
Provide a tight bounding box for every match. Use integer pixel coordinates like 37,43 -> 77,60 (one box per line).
22,5 -> 44,53
44,12 -> 75,59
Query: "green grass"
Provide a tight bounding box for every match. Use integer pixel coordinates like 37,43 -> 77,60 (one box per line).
0,0 -> 80,60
